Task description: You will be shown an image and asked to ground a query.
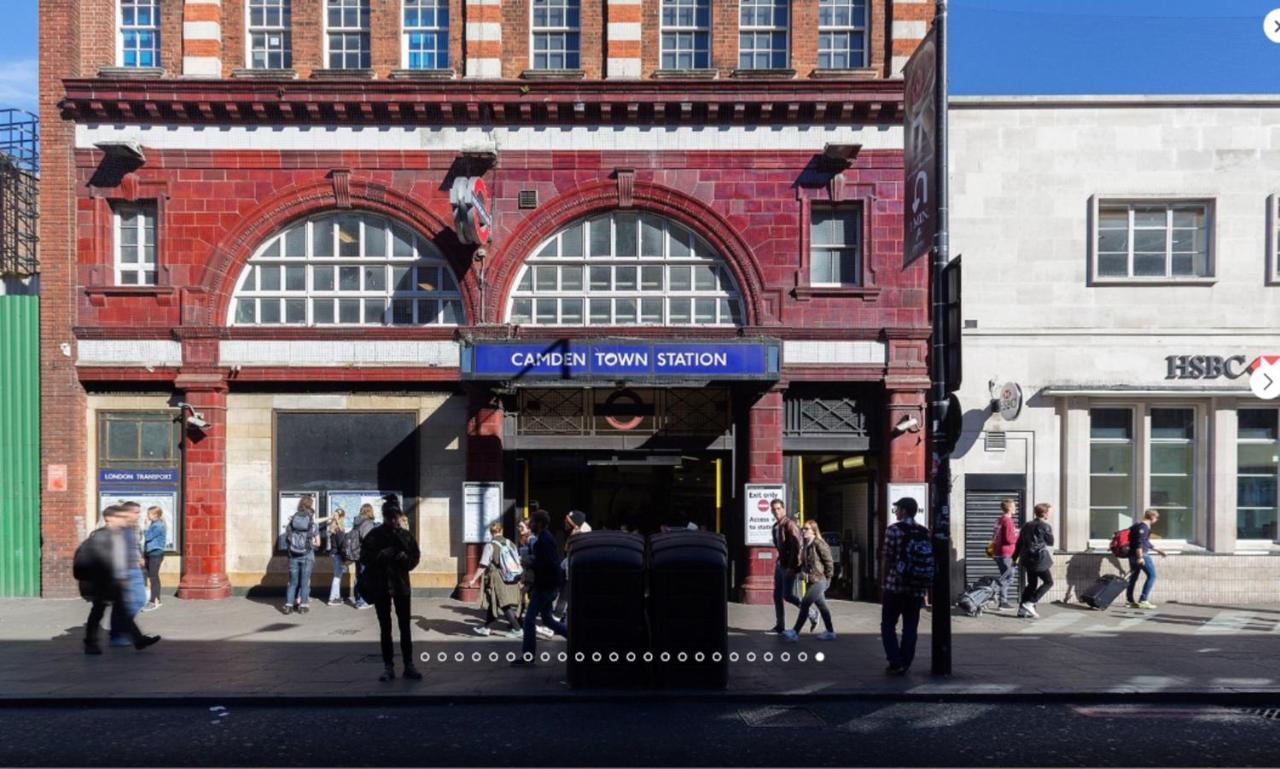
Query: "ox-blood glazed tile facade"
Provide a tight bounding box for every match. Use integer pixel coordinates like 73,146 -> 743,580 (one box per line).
40,0 -> 929,601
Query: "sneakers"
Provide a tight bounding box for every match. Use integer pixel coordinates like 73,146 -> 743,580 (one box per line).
817,631 -> 837,641
473,626 -> 492,637
885,663 -> 904,675
281,604 -> 293,615
535,625 -> 554,639
141,601 -> 161,613
1138,600 -> 1158,610
781,629 -> 799,641
1017,602 -> 1039,618
355,601 -> 373,610
298,605 -> 309,614
379,665 -> 396,682
504,629 -> 523,639
327,599 -> 343,607
402,666 -> 423,681
1126,601 -> 1141,609
998,602 -> 1014,610
134,635 -> 161,651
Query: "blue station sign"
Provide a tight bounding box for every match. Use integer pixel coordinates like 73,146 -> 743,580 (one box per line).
462,340 -> 780,381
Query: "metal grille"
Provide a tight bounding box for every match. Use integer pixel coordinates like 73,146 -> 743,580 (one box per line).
984,431 -> 1007,452
963,489 -> 1025,594
520,389 -> 586,435
664,388 -> 729,435
516,388 -> 729,437
0,109 -> 39,278
784,396 -> 868,437
517,190 -> 538,209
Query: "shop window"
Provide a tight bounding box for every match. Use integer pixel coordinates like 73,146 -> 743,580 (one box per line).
119,0 -> 160,68
1093,199 -> 1213,281
113,202 -> 158,286
507,212 -> 744,327
1148,407 -> 1196,540
739,0 -> 789,70
660,0 -> 710,70
325,0 -> 370,69
1237,409 -> 1279,542
1088,408 -> 1134,540
403,0 -> 448,69
817,0 -> 866,69
248,0 -> 292,70
809,204 -> 861,286
229,212 -> 463,327
531,0 -> 580,70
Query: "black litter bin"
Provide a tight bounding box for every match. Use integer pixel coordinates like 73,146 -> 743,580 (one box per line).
565,531 -> 648,688
648,530 -> 729,689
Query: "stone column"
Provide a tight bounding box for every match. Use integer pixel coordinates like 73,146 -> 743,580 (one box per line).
175,373 -> 231,599
457,384 -> 504,602
1208,399 -> 1238,553
1061,397 -> 1092,552
739,385 -> 784,605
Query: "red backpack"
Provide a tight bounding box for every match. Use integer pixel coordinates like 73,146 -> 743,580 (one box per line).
1109,528 -> 1131,558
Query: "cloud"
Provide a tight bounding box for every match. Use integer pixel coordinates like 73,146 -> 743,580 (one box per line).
0,58 -> 38,112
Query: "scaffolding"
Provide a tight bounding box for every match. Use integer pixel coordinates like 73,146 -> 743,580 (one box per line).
0,108 -> 39,278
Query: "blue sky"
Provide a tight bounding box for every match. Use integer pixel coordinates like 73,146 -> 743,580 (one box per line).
0,1 -> 1275,111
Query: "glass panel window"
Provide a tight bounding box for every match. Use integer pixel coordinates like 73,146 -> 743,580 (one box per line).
531,0 -> 581,70
817,0 -> 866,69
231,213 -> 463,326
660,0 -> 711,69
403,0 -> 448,70
326,0 -> 370,69
1089,408 -> 1134,540
809,204 -> 862,285
120,0 -> 160,68
739,0 -> 789,70
1148,408 -> 1196,540
1095,201 -> 1212,280
113,203 -> 158,286
1237,409 -> 1279,541
248,0 -> 292,69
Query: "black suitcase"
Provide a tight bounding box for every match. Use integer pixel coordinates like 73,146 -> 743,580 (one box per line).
957,576 -> 1000,616
1081,574 -> 1127,610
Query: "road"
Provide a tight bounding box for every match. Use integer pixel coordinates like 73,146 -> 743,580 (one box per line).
1,700 -> 1276,766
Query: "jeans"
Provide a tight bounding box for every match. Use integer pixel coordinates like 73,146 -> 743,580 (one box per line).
353,562 -> 368,607
145,553 -> 164,603
328,553 -> 346,603
793,579 -> 834,633
522,589 -> 568,657
86,582 -> 142,645
374,593 -> 414,667
286,554 -> 315,607
881,591 -> 924,669
992,556 -> 1015,604
773,564 -> 802,629
1126,555 -> 1157,602
1021,569 -> 1054,605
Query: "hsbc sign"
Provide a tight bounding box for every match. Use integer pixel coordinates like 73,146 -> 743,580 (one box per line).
902,30 -> 938,268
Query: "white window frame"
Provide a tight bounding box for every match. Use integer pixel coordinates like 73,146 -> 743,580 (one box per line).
817,0 -> 867,70
324,0 -> 371,70
113,203 -> 158,287
401,0 -> 449,70
529,0 -> 581,71
659,0 -> 711,71
1236,407 -> 1280,548
738,0 -> 790,71
1087,405 -> 1138,546
1090,195 -> 1216,284
246,0 -> 293,70
117,0 -> 161,69
809,203 -> 862,286
229,213 -> 464,327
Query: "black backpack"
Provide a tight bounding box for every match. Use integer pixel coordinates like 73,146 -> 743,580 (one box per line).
341,522 -> 363,562
286,513 -> 314,556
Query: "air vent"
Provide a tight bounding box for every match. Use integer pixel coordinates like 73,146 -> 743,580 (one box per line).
518,190 -> 538,209
984,431 -> 1007,452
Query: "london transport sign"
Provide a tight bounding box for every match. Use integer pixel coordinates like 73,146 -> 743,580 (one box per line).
461,340 -> 781,381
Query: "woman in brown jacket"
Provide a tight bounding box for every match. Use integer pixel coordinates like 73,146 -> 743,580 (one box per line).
783,520 -> 837,640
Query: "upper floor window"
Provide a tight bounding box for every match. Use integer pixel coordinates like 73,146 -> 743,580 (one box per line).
660,0 -> 710,70
507,212 -> 745,327
739,0 -> 789,70
113,203 -> 157,286
325,0 -> 370,69
403,0 -> 449,70
247,0 -> 292,70
531,0 -> 580,70
810,204 -> 861,286
1095,199 -> 1213,281
818,0 -> 867,69
230,213 -> 463,327
119,0 -> 160,68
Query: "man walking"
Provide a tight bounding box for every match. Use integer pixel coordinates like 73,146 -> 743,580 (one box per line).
76,505 -> 161,655
769,498 -> 805,634
1126,509 -> 1166,610
991,498 -> 1019,610
514,510 -> 568,666
879,497 -> 931,675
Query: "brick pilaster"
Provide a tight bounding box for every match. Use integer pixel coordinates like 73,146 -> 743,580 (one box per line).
464,0 -> 502,78
605,0 -> 641,79
183,0 -> 223,77
457,384 -> 504,602
889,0 -> 933,77
740,385 -> 785,605
175,373 -> 232,600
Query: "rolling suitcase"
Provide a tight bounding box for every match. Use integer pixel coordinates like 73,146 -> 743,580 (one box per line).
957,576 -> 1000,616
1081,574 -> 1128,610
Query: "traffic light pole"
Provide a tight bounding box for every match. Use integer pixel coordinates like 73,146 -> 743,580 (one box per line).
928,0 -> 953,677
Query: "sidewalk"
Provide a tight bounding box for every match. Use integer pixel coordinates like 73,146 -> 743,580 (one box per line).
1,596 -> 1277,703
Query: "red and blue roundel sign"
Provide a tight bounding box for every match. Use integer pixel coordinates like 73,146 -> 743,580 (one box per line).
468,177 -> 492,244
450,176 -> 493,245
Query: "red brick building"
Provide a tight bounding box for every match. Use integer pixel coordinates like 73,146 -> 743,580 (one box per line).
39,0 -> 929,602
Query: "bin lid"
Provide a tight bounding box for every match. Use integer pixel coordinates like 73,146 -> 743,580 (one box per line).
649,530 -> 728,566
567,531 -> 646,568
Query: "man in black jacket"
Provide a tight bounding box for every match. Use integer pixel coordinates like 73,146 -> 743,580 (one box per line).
76,505 -> 160,655
514,510 -> 568,666
358,495 -> 422,682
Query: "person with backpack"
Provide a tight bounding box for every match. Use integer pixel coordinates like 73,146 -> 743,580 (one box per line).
326,508 -> 348,606
783,519 -> 837,641
1126,508 -> 1167,610
141,506 -> 167,612
513,510 -> 569,666
76,505 -> 161,655
347,504 -> 377,609
359,495 -> 423,682
1013,502 -> 1056,618
989,498 -> 1019,610
466,521 -> 523,637
879,497 -> 932,675
109,502 -> 148,645
283,495 -> 320,615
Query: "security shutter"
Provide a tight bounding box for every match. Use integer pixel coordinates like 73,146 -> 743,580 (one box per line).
963,486 -> 1026,591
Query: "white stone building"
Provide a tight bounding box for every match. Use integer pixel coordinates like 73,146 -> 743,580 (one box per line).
948,96 -> 1280,604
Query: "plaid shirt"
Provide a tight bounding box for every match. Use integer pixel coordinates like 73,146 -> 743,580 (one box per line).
880,521 -> 929,598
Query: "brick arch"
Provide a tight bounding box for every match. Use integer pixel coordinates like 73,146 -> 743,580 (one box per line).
199,178 -> 472,327
487,181 -> 770,326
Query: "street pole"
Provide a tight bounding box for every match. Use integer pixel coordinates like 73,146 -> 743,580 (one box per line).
929,0 -> 952,677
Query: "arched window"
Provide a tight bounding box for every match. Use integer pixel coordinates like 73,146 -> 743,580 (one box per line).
229,213 -> 464,326
507,212 -> 745,326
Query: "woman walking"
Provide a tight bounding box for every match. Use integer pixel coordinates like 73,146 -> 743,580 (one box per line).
783,520 -> 837,640
141,506 -> 167,611
466,521 -> 523,637
1013,502 -> 1056,618
326,508 -> 348,606
359,495 -> 422,682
